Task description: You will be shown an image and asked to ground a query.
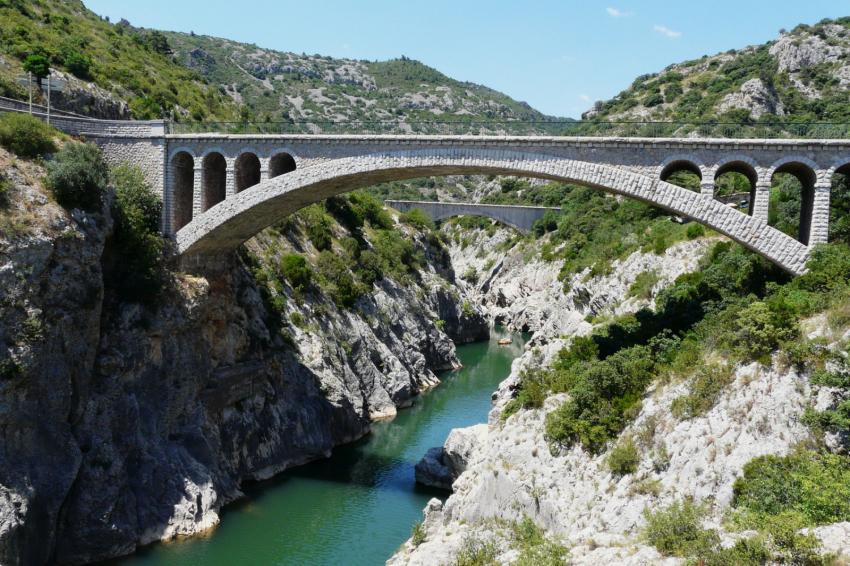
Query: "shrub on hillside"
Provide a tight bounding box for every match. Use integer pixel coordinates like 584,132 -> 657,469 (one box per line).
62,49 -> 93,80
607,436 -> 640,476
349,191 -> 393,229
544,344 -> 656,453
299,205 -> 334,251
732,451 -> 850,526
107,164 -> 165,303
0,113 -> 56,158
686,223 -> 705,239
279,253 -> 312,291
316,250 -> 362,308
355,250 -> 383,285
643,499 -> 718,557
0,173 -> 11,208
47,143 -> 108,211
731,301 -> 796,361
372,229 -> 420,280
400,208 -> 435,230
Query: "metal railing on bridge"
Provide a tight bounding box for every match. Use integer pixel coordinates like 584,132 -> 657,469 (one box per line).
166,119 -> 850,139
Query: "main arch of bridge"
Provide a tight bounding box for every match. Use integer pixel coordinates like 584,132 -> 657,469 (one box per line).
174,147 -> 815,274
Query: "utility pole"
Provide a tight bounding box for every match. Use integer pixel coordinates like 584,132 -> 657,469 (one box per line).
28,72 -> 32,115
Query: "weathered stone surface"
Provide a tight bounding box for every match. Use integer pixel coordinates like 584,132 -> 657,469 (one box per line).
444,424 -> 487,477
716,78 -> 784,119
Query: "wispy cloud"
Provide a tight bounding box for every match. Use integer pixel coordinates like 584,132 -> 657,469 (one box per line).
606,7 -> 633,18
579,94 -> 592,102
653,24 -> 682,39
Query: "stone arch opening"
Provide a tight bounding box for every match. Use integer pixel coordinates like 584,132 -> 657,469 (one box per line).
269,152 -> 297,178
770,161 -> 817,245
715,161 -> 758,214
660,160 -> 702,192
235,152 -> 261,193
202,152 -> 227,212
171,151 -> 194,231
829,162 -> 850,243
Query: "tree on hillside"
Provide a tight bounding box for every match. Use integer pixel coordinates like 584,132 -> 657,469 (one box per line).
23,53 -> 49,87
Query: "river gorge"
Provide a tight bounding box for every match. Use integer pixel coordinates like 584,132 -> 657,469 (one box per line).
106,329 -> 527,566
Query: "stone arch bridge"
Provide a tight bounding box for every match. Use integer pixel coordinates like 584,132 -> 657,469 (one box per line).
5,106 -> 850,275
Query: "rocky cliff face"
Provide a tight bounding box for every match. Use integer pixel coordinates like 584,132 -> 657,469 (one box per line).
0,150 -> 487,565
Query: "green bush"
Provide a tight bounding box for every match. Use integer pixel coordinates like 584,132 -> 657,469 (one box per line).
279,253 -> 312,291
107,164 -> 164,303
510,518 -> 568,566
316,250 -> 362,308
62,49 -> 92,80
643,499 -> 718,558
454,534 -> 498,566
372,229 -> 420,280
47,143 -> 108,212
732,450 -> 850,526
355,250 -> 384,285
607,436 -> 640,476
400,208 -> 435,230
0,113 -> 56,158
686,223 -> 705,239
544,344 -> 656,453
731,301 -> 796,361
348,191 -> 393,229
0,173 -> 11,208
502,369 -> 548,420
299,205 -> 334,251
670,364 -> 733,420
411,521 -> 426,547
627,270 -> 659,300
22,53 -> 49,79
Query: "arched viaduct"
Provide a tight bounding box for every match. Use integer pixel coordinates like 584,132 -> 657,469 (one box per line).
3,104 -> 849,275
384,200 -> 561,233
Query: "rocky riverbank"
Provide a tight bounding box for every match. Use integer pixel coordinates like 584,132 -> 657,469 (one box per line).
394,224 -> 850,564
0,150 -> 487,565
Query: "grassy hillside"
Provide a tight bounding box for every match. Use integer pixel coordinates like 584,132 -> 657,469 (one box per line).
163,31 -> 558,133
583,17 -> 850,125
0,0 -> 237,120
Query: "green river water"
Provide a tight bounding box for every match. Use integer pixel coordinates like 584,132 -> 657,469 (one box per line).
112,328 -> 526,566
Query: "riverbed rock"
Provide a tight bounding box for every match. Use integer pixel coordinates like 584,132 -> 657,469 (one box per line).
444,424 -> 487,476
414,448 -> 453,490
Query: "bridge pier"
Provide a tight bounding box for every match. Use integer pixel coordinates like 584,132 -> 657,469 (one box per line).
809,183 -> 831,245
751,182 -> 771,223
700,181 -> 714,197
192,166 -> 204,218
225,159 -> 237,198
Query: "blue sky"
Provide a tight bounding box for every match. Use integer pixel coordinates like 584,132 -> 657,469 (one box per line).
84,1 -> 849,118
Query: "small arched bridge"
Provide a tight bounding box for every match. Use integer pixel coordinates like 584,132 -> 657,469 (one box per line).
385,200 -> 561,233
4,105 -> 849,275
